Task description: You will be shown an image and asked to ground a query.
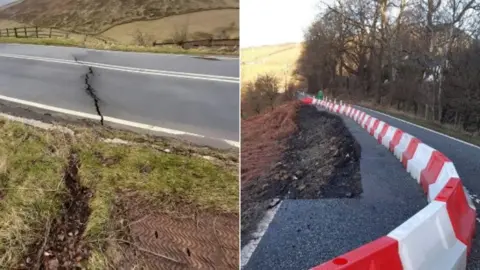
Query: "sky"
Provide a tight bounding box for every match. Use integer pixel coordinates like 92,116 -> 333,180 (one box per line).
0,0 -> 17,6
240,0 -> 322,48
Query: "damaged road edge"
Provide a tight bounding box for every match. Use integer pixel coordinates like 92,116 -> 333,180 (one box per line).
73,55 -> 104,125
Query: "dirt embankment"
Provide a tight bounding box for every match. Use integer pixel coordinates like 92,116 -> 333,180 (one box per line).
241,101 -> 300,185
241,102 -> 362,246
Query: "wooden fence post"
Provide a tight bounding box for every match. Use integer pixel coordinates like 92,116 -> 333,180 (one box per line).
35,26 -> 38,38
49,28 -> 52,38
24,27 -> 27,37
6,28 -> 9,37
14,27 -> 18,38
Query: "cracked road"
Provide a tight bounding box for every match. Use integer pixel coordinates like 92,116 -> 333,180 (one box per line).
0,43 -> 239,148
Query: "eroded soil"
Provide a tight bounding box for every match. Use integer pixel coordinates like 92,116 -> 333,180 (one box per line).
22,153 -> 92,269
241,104 -> 362,246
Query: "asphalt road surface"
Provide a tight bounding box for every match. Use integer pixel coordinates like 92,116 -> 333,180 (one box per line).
243,108 -> 427,269
356,106 -> 480,269
0,43 -> 239,148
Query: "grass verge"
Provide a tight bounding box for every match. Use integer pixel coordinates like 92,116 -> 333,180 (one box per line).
358,101 -> 480,147
0,120 -> 238,268
0,37 -> 239,56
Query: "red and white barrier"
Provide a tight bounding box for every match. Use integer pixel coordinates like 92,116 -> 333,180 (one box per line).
309,100 -> 476,270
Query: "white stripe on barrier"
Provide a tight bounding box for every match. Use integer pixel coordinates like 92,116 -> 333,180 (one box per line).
367,117 -> 377,132
357,111 -> 365,123
406,143 -> 435,182
362,112 -> 368,124
361,114 -> 370,127
394,133 -> 414,162
373,121 -> 385,140
428,162 -> 459,202
354,110 -> 360,121
356,111 -> 362,123
381,126 -> 398,149
388,201 -> 467,270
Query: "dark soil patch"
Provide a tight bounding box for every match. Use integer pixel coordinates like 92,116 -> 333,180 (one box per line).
241,104 -> 362,247
21,153 -> 92,269
109,192 -> 239,270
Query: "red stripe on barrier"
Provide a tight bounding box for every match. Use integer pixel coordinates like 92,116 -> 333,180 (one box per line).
389,129 -> 404,152
419,151 -> 450,194
377,124 -> 390,143
361,113 -> 368,123
364,117 -> 372,129
369,119 -> 380,136
302,97 -> 313,104
401,138 -> 421,168
358,113 -> 365,124
311,236 -> 403,270
435,178 -> 476,254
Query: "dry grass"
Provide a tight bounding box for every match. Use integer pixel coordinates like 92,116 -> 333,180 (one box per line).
0,36 -> 239,55
0,0 -> 239,34
0,120 -> 238,269
241,43 -> 303,90
0,1 -> 239,53
102,9 -> 239,45
0,18 -> 24,28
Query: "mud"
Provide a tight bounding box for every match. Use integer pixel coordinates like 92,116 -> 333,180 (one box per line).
22,153 -> 92,269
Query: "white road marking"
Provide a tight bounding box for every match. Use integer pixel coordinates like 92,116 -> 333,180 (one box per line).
0,93 -> 239,148
241,201 -> 282,269
0,53 -> 239,83
357,105 -> 480,151
1,43 -> 239,60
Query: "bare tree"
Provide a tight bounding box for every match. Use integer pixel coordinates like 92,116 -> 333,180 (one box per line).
295,0 -> 480,132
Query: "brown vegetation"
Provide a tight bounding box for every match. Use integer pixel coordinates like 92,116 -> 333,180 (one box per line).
241,101 -> 300,185
241,74 -> 297,119
0,0 -> 239,34
296,0 -> 480,136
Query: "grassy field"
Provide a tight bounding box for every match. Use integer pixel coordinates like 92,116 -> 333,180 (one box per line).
0,36 -> 238,55
0,0 -> 239,33
102,9 -> 239,45
0,0 -> 239,53
241,43 -> 303,90
0,119 -> 238,268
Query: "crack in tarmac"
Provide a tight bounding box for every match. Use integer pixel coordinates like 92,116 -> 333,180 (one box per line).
84,67 -> 104,125
73,55 -> 104,125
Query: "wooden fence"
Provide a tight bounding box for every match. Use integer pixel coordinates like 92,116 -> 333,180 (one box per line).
0,26 -> 239,50
153,38 -> 239,49
0,26 -> 69,39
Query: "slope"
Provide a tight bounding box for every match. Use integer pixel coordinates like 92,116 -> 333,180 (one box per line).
0,0 -> 239,34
